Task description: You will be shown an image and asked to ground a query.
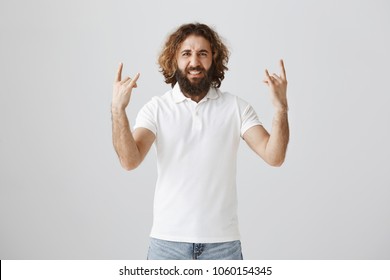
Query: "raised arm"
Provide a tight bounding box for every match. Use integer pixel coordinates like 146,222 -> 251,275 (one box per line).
243,59 -> 289,167
111,63 -> 155,170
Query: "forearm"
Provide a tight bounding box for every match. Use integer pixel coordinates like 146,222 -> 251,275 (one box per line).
111,108 -> 141,170
265,110 -> 289,166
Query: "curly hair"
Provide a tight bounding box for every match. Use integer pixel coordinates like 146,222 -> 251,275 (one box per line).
158,23 -> 229,88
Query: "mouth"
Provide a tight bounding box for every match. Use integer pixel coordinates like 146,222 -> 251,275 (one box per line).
189,70 -> 201,75
187,69 -> 204,78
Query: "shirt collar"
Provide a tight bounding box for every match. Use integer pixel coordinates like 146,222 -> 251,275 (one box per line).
172,83 -> 220,103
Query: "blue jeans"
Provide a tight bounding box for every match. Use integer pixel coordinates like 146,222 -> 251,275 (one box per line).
147,238 -> 243,260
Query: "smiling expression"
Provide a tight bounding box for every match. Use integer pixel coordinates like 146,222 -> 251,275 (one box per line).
176,35 -> 213,83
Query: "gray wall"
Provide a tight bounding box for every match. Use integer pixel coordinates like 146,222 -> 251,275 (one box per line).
1,0 -> 389,259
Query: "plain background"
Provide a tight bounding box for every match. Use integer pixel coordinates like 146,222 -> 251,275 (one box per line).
1,0 -> 389,259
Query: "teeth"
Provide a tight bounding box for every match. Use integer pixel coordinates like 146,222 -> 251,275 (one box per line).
189,71 -> 201,74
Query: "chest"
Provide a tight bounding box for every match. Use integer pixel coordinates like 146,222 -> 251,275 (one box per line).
155,99 -> 241,147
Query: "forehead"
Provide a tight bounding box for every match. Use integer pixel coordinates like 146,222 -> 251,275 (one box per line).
178,34 -> 211,52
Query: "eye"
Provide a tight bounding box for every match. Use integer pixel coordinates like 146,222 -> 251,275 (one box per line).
182,52 -> 191,57
199,52 -> 208,57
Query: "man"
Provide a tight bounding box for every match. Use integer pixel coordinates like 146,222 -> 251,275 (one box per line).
111,23 -> 289,260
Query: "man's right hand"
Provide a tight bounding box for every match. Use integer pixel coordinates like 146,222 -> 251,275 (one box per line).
112,62 -> 140,112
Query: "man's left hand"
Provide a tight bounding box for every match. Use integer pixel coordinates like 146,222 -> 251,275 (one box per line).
263,59 -> 288,112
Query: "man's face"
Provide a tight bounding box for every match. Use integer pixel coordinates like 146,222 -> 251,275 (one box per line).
176,35 -> 213,96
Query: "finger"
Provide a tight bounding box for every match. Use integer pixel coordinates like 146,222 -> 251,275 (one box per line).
125,72 -> 140,88
124,78 -> 136,88
121,76 -> 131,85
115,62 -> 123,82
264,69 -> 274,85
272,73 -> 282,83
279,59 -> 287,80
130,72 -> 140,86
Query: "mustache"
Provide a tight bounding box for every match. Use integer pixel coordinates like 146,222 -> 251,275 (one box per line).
186,66 -> 205,72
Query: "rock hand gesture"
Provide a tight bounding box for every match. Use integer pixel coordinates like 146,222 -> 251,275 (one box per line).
263,59 -> 288,113
112,62 -> 140,112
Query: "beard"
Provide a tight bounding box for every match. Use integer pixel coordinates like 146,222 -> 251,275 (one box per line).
175,65 -> 213,97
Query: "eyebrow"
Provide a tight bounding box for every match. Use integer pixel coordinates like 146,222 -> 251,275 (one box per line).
180,49 -> 210,54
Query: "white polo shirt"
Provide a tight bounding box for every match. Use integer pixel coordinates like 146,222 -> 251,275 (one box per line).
134,84 -> 262,243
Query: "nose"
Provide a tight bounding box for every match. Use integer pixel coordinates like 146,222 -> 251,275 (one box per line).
189,54 -> 200,67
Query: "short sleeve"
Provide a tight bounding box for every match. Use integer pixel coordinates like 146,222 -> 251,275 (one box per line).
133,98 -> 157,136
240,103 -> 262,137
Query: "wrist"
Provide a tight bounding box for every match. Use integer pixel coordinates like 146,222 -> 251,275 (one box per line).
274,106 -> 288,114
111,105 -> 126,115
